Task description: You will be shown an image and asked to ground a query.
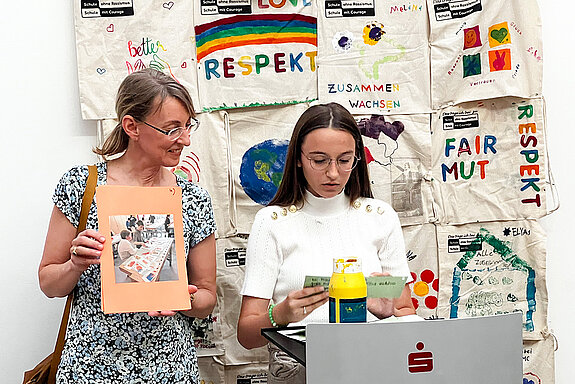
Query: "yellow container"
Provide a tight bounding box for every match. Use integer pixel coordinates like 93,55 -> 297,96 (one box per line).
329,258 -> 367,323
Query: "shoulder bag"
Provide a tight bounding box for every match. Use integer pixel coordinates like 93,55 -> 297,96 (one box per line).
23,165 -> 98,384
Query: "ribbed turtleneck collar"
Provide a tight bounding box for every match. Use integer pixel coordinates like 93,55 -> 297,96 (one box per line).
300,190 -> 350,217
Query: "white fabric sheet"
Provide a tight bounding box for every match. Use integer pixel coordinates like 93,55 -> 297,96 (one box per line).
194,1 -> 318,111
74,0 -> 199,119
436,220 -> 548,341
318,0 -> 431,114
431,97 -> 548,224
429,0 -> 543,108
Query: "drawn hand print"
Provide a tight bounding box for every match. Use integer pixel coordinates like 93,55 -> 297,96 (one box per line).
163,2 -> 174,10
126,59 -> 146,74
150,55 -> 168,70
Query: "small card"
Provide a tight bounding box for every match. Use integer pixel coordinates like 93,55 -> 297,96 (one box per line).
303,275 -> 331,290
303,275 -> 407,298
366,276 -> 408,298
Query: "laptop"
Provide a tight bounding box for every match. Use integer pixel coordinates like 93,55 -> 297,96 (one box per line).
306,313 -> 522,384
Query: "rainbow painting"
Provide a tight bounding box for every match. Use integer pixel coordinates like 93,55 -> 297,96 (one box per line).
195,14 -> 317,61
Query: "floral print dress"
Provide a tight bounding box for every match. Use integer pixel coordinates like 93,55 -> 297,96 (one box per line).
52,163 -> 216,384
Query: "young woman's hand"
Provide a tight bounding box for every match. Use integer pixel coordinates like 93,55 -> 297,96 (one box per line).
367,271 -> 394,319
273,286 -> 329,325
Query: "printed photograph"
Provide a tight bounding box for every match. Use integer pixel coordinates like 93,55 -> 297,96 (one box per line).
109,213 -> 179,283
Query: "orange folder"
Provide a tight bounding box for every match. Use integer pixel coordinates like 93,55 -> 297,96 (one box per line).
96,185 -> 191,314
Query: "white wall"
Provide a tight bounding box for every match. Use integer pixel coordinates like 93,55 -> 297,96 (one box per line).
0,1 -> 572,383
538,1 -> 575,381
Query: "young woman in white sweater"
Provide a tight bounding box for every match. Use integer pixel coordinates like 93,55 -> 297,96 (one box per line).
237,102 -> 415,383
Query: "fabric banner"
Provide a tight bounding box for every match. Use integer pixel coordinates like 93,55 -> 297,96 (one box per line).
317,0 -> 431,114
402,224 -> 440,319
224,363 -> 269,384
199,358 -> 269,384
194,1 -> 318,112
431,97 -> 548,225
523,336 -> 556,384
428,0 -> 543,109
198,357 -> 225,384
229,103 -> 310,234
436,220 -> 548,340
74,0 -> 199,119
178,111 -> 235,238
358,113 -> 436,226
192,308 -> 225,357
214,236 -> 269,365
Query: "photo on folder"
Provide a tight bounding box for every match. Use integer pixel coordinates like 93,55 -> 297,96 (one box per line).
97,185 -> 191,314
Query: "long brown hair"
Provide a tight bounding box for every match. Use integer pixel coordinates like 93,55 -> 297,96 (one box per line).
269,103 -> 373,207
93,68 -> 195,159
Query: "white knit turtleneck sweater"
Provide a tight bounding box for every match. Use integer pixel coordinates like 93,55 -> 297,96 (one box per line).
241,191 -> 410,325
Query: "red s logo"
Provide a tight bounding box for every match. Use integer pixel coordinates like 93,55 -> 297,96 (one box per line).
408,342 -> 433,373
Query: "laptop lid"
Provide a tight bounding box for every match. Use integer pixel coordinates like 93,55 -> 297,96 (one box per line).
306,313 -> 522,384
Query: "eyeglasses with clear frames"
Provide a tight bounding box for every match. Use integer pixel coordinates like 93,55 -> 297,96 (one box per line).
302,152 -> 361,172
141,117 -> 200,141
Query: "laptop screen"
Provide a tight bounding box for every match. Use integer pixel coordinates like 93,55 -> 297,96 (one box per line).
306,313 -> 522,383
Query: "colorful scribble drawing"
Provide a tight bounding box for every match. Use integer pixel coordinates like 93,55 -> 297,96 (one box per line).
523,372 -> 541,384
463,54 -> 481,77
489,48 -> 511,71
488,22 -> 511,48
463,26 -> 482,49
358,22 -> 406,80
239,139 -> 289,206
173,153 -> 200,183
358,115 -> 423,217
410,269 -> 439,314
449,228 -> 536,332
358,115 -> 404,166
194,14 -> 317,62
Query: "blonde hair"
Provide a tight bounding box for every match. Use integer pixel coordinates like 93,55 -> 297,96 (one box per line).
93,69 -> 195,159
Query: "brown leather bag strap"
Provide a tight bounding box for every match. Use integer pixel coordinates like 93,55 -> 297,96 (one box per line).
48,165 -> 98,383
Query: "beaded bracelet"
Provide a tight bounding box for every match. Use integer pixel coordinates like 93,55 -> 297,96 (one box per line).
268,303 -> 279,327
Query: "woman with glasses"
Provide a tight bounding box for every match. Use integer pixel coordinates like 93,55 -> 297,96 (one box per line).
237,102 -> 415,383
38,68 -> 216,384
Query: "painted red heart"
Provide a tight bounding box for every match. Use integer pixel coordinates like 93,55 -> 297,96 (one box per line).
181,62 -> 187,69
106,24 -> 114,32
